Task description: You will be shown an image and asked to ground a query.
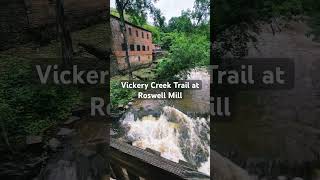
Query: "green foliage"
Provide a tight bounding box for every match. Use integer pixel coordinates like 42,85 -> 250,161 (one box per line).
110,79 -> 137,108
0,55 -> 80,142
159,32 -> 176,50
192,0 -> 210,25
142,24 -> 161,44
214,0 -> 320,58
167,10 -> 194,33
152,8 -> 166,31
115,0 -> 158,26
156,33 -> 210,79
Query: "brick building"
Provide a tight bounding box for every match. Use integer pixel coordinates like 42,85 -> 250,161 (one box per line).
0,0 -> 107,50
111,15 -> 154,71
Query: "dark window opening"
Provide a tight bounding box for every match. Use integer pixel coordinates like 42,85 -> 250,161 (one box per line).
147,46 -> 150,51
142,45 -> 146,51
121,43 -> 127,51
136,30 -> 139,37
142,32 -> 144,38
138,56 -> 141,61
130,44 -> 135,51
137,45 -> 141,51
147,33 -> 149,39
128,28 -> 132,35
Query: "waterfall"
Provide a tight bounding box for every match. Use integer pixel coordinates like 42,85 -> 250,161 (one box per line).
121,106 -> 210,175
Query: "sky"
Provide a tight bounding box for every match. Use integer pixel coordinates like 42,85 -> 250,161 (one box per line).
110,0 -> 195,24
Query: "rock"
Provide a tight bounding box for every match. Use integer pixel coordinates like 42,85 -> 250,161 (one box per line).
125,105 -> 129,110
64,116 -> 80,125
212,150 -> 252,180
80,148 -> 96,157
118,104 -> 124,111
110,129 -> 117,136
128,102 -> 133,106
26,136 -> 42,145
278,176 -> 288,180
48,138 -> 61,151
57,128 -> 75,136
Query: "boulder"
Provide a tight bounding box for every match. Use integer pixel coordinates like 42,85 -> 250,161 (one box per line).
213,150 -> 253,180
57,128 -> 75,136
110,129 -> 117,136
64,116 -> 80,125
48,138 -> 61,151
26,136 -> 42,145
118,104 -> 124,111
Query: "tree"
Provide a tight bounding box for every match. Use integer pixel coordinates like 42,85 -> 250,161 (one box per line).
153,8 -> 166,31
56,0 -> 73,66
213,0 -> 313,58
167,10 -> 194,33
192,0 -> 210,25
115,0 -> 158,79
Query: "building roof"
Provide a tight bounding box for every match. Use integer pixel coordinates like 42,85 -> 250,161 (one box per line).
110,14 -> 152,33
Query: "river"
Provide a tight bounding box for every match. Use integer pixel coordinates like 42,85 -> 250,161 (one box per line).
112,68 -> 211,175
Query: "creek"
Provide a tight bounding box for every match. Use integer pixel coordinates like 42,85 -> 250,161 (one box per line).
112,68 -> 211,175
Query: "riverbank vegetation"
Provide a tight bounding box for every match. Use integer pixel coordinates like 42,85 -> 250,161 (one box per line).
0,55 -> 80,148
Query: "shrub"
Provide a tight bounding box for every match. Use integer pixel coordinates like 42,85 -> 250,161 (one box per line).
110,79 -> 137,109
0,55 -> 80,144
156,33 -> 210,79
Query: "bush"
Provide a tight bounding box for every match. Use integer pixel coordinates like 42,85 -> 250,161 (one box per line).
0,55 -> 80,144
110,79 -> 138,109
156,33 -> 210,79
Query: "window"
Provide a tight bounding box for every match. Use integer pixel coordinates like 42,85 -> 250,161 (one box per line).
121,43 -> 126,51
142,45 -> 146,51
130,44 -> 135,51
137,45 -> 141,51
136,30 -> 139,37
128,28 -> 132,36
142,32 -> 144,38
147,46 -> 150,51
138,56 -> 141,61
147,33 -> 149,39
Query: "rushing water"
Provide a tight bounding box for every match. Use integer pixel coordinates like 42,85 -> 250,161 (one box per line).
114,68 -> 211,175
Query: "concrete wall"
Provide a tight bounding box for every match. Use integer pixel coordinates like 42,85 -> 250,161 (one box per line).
111,17 -> 153,71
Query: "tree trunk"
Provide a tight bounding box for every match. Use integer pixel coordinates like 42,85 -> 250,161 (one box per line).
56,0 -> 73,66
119,10 -> 133,80
0,119 -> 13,153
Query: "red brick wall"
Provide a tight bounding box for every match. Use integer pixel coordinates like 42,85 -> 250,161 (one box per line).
111,16 -> 154,70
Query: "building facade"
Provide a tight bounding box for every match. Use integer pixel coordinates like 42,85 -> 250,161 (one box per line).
111,15 -> 154,71
0,0 -> 107,50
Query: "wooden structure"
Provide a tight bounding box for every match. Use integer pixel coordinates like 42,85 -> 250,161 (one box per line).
110,138 -> 210,180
